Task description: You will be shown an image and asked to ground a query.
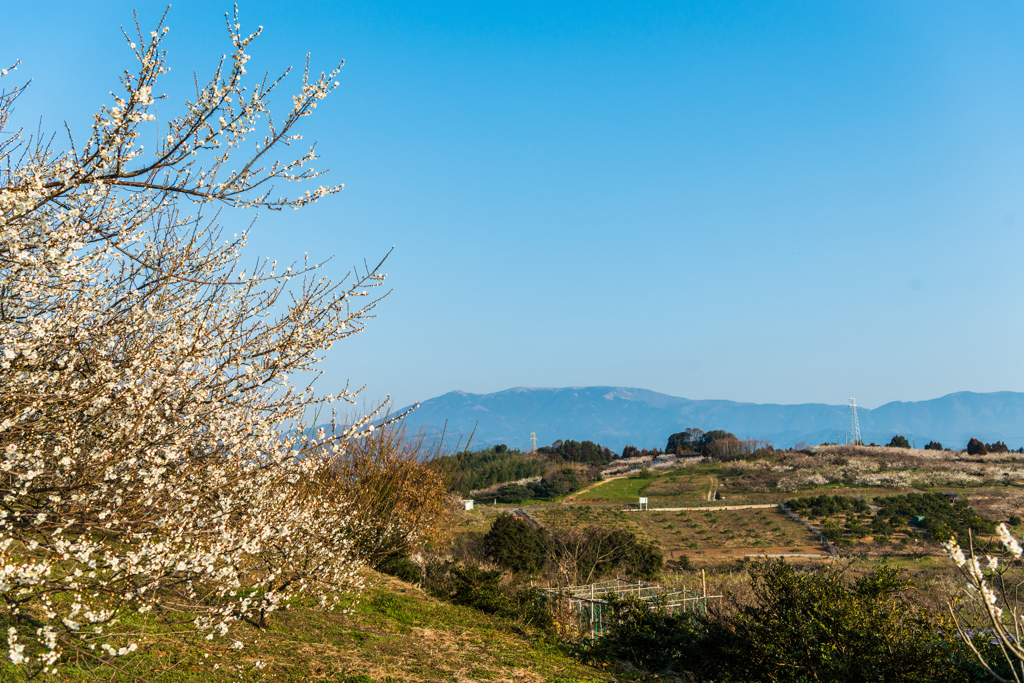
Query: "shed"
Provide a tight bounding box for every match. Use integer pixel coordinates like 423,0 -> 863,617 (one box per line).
461,499 -> 474,511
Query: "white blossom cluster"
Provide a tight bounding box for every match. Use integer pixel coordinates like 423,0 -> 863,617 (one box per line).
944,525 -> 1024,678
0,9 -> 406,676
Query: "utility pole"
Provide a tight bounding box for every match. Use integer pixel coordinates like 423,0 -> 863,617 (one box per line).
529,432 -> 538,453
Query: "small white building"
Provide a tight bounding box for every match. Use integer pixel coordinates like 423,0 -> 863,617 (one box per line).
461,499 -> 474,510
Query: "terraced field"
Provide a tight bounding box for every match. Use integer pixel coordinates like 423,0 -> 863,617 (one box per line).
461,446 -> 1024,570
532,504 -> 829,565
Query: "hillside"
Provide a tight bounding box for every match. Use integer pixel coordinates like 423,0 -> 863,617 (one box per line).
399,387 -> 1024,451
11,572 -> 614,682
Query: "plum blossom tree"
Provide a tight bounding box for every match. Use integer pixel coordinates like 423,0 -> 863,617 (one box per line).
0,8 -> 399,676
944,529 -> 1024,681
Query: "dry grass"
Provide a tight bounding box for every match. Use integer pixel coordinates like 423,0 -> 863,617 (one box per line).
19,572 -> 616,682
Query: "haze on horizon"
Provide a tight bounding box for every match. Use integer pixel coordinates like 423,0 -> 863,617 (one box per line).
6,1 -> 1024,412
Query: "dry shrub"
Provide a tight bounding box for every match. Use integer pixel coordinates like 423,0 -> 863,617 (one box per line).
326,423 -> 455,567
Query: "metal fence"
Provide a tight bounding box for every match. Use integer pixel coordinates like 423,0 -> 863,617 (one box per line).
542,578 -> 719,639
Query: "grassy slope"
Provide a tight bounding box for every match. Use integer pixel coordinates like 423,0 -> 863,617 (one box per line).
8,573 -> 616,683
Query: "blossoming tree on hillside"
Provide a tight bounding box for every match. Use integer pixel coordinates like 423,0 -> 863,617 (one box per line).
0,9 -> 402,676
944,527 -> 1024,681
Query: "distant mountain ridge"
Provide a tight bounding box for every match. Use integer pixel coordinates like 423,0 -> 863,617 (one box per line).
397,387 -> 1024,453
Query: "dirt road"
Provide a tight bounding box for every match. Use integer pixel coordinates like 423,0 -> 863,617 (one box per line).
623,504 -> 779,512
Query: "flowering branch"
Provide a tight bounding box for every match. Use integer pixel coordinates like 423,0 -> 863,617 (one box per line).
0,7 -> 409,677
944,527 -> 1024,682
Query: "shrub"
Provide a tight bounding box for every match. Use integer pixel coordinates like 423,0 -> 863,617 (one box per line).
545,526 -> 663,584
333,425 -> 455,568
787,494 -> 868,518
870,516 -> 894,536
483,514 -> 549,574
875,492 -> 995,543
583,561 -> 985,682
581,594 -> 726,678
725,561 -> 984,682
495,483 -> 532,504
422,560 -> 552,628
887,435 -> 911,449
925,440 -> 944,450
376,554 -> 422,584
531,465 -> 595,499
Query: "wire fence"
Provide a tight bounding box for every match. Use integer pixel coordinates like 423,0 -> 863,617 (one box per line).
542,577 -> 720,639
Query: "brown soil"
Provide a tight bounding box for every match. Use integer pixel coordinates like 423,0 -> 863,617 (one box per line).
669,545 -> 831,559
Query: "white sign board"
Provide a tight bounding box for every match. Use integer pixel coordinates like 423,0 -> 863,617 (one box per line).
639,497 -> 648,504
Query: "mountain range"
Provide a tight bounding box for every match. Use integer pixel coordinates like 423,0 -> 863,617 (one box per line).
397,387 -> 1024,453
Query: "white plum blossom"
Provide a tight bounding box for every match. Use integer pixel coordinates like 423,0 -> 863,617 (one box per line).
0,7 -> 412,677
998,523 -> 1023,558
946,530 -> 1024,678
941,539 -> 966,568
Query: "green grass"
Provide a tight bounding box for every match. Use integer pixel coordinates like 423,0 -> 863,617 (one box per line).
2,573 -> 620,682
575,476 -> 653,503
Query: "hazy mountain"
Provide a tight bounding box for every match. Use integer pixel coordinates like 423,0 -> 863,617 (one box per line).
397,387 -> 1024,453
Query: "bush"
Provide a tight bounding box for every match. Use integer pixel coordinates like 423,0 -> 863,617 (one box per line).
551,526 -> 663,584
527,465 -> 594,500
334,425 -> 455,569
375,554 -> 422,584
581,594 -> 726,678
787,495 -> 868,518
583,561 -> 985,682
870,516 -> 894,536
967,437 -> 988,455
422,560 -> 552,628
887,435 -> 911,449
495,483 -> 532,504
724,561 -> 985,682
875,492 -> 995,542
483,514 -> 549,574
925,440 -> 944,451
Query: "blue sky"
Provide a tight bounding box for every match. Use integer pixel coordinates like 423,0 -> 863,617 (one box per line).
5,2 -> 1024,411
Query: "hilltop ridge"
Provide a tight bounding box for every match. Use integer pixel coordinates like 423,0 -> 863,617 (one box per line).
398,387 -> 1024,452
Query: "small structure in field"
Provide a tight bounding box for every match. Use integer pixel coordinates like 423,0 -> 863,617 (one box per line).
543,577 -> 719,639
461,499 -> 474,510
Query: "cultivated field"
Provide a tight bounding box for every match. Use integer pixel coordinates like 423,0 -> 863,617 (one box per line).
466,444 -> 1024,572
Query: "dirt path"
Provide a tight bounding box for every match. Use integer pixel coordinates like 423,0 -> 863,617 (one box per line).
511,508 -> 543,529
661,544 -> 832,561
623,503 -> 779,513
706,474 -> 718,501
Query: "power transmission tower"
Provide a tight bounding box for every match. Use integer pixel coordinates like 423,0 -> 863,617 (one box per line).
530,432 -> 538,453
849,397 -> 862,445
